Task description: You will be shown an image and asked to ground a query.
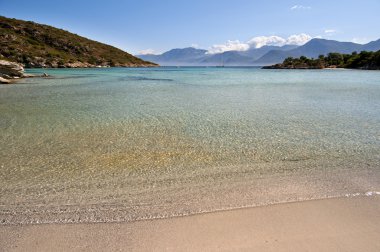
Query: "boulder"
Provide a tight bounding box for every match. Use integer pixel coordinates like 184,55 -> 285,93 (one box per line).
0,77 -> 11,84
0,60 -> 51,83
1,74 -> 11,79
0,60 -> 24,77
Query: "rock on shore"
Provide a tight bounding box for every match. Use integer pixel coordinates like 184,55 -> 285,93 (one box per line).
0,76 -> 11,84
0,59 -> 24,77
0,59 -> 48,83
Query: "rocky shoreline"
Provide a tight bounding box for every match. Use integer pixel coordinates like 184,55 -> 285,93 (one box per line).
22,60 -> 156,68
0,59 -> 48,84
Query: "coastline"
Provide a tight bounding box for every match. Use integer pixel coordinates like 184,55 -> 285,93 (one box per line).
2,195 -> 380,251
1,6 -> 380,252
0,60 -> 158,84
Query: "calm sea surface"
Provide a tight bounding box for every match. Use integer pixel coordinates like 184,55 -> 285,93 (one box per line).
1,67 -> 380,224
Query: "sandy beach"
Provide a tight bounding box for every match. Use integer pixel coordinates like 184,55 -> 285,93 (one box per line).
1,1 -> 380,251
1,195 -> 380,252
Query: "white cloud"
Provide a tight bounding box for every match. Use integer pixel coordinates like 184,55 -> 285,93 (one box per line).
324,29 -> 336,34
191,43 -> 200,48
290,5 -> 311,10
207,40 -> 249,54
206,34 -> 314,54
247,34 -> 312,48
352,37 -> 370,44
286,33 -> 313,45
138,49 -> 155,55
247,36 -> 286,48
324,29 -> 338,37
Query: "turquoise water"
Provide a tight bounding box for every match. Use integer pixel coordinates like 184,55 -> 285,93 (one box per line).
1,67 -> 380,224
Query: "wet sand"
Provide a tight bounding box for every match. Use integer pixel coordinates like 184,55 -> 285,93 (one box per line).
1,196 -> 380,252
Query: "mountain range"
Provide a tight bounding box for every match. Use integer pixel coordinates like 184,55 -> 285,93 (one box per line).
2,15 -> 379,68
138,39 -> 380,66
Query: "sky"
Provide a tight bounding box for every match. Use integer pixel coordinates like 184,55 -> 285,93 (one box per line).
1,0 -> 380,55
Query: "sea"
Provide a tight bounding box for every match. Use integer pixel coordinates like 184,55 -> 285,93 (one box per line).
1,67 -> 379,224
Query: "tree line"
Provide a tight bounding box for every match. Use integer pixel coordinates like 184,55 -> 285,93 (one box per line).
265,50 -> 380,70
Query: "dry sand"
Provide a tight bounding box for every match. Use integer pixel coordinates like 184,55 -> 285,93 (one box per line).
1,196 -> 380,252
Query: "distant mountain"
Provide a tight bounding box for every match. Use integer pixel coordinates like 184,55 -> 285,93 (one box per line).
251,50 -> 290,65
138,47 -> 207,66
362,39 -> 380,51
255,38 -> 380,65
0,16 -> 156,68
241,45 -> 298,59
139,38 -> 380,66
138,45 -> 297,66
200,51 -> 253,66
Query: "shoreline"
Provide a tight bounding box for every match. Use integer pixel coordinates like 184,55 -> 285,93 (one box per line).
2,191 -> 380,227
2,195 -> 380,251
2,155 -> 380,226
1,192 -> 380,226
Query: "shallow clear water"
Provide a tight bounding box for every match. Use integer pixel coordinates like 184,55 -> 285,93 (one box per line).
1,67 -> 380,224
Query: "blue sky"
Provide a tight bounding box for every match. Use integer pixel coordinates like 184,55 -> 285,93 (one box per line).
1,0 -> 380,54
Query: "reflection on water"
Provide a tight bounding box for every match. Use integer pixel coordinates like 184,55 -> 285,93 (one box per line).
0,67 -> 380,224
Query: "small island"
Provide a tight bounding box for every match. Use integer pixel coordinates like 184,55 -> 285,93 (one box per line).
263,50 -> 380,70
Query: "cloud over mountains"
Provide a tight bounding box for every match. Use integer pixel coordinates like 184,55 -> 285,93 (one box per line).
207,40 -> 249,54
207,34 -> 313,54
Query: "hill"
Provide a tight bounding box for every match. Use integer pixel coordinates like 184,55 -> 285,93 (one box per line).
0,16 -> 156,68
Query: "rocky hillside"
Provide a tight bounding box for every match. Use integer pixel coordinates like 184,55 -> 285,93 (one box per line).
0,16 -> 157,68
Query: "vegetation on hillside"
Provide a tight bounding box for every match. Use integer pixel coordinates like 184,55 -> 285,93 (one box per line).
0,16 -> 157,68
263,50 -> 380,70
